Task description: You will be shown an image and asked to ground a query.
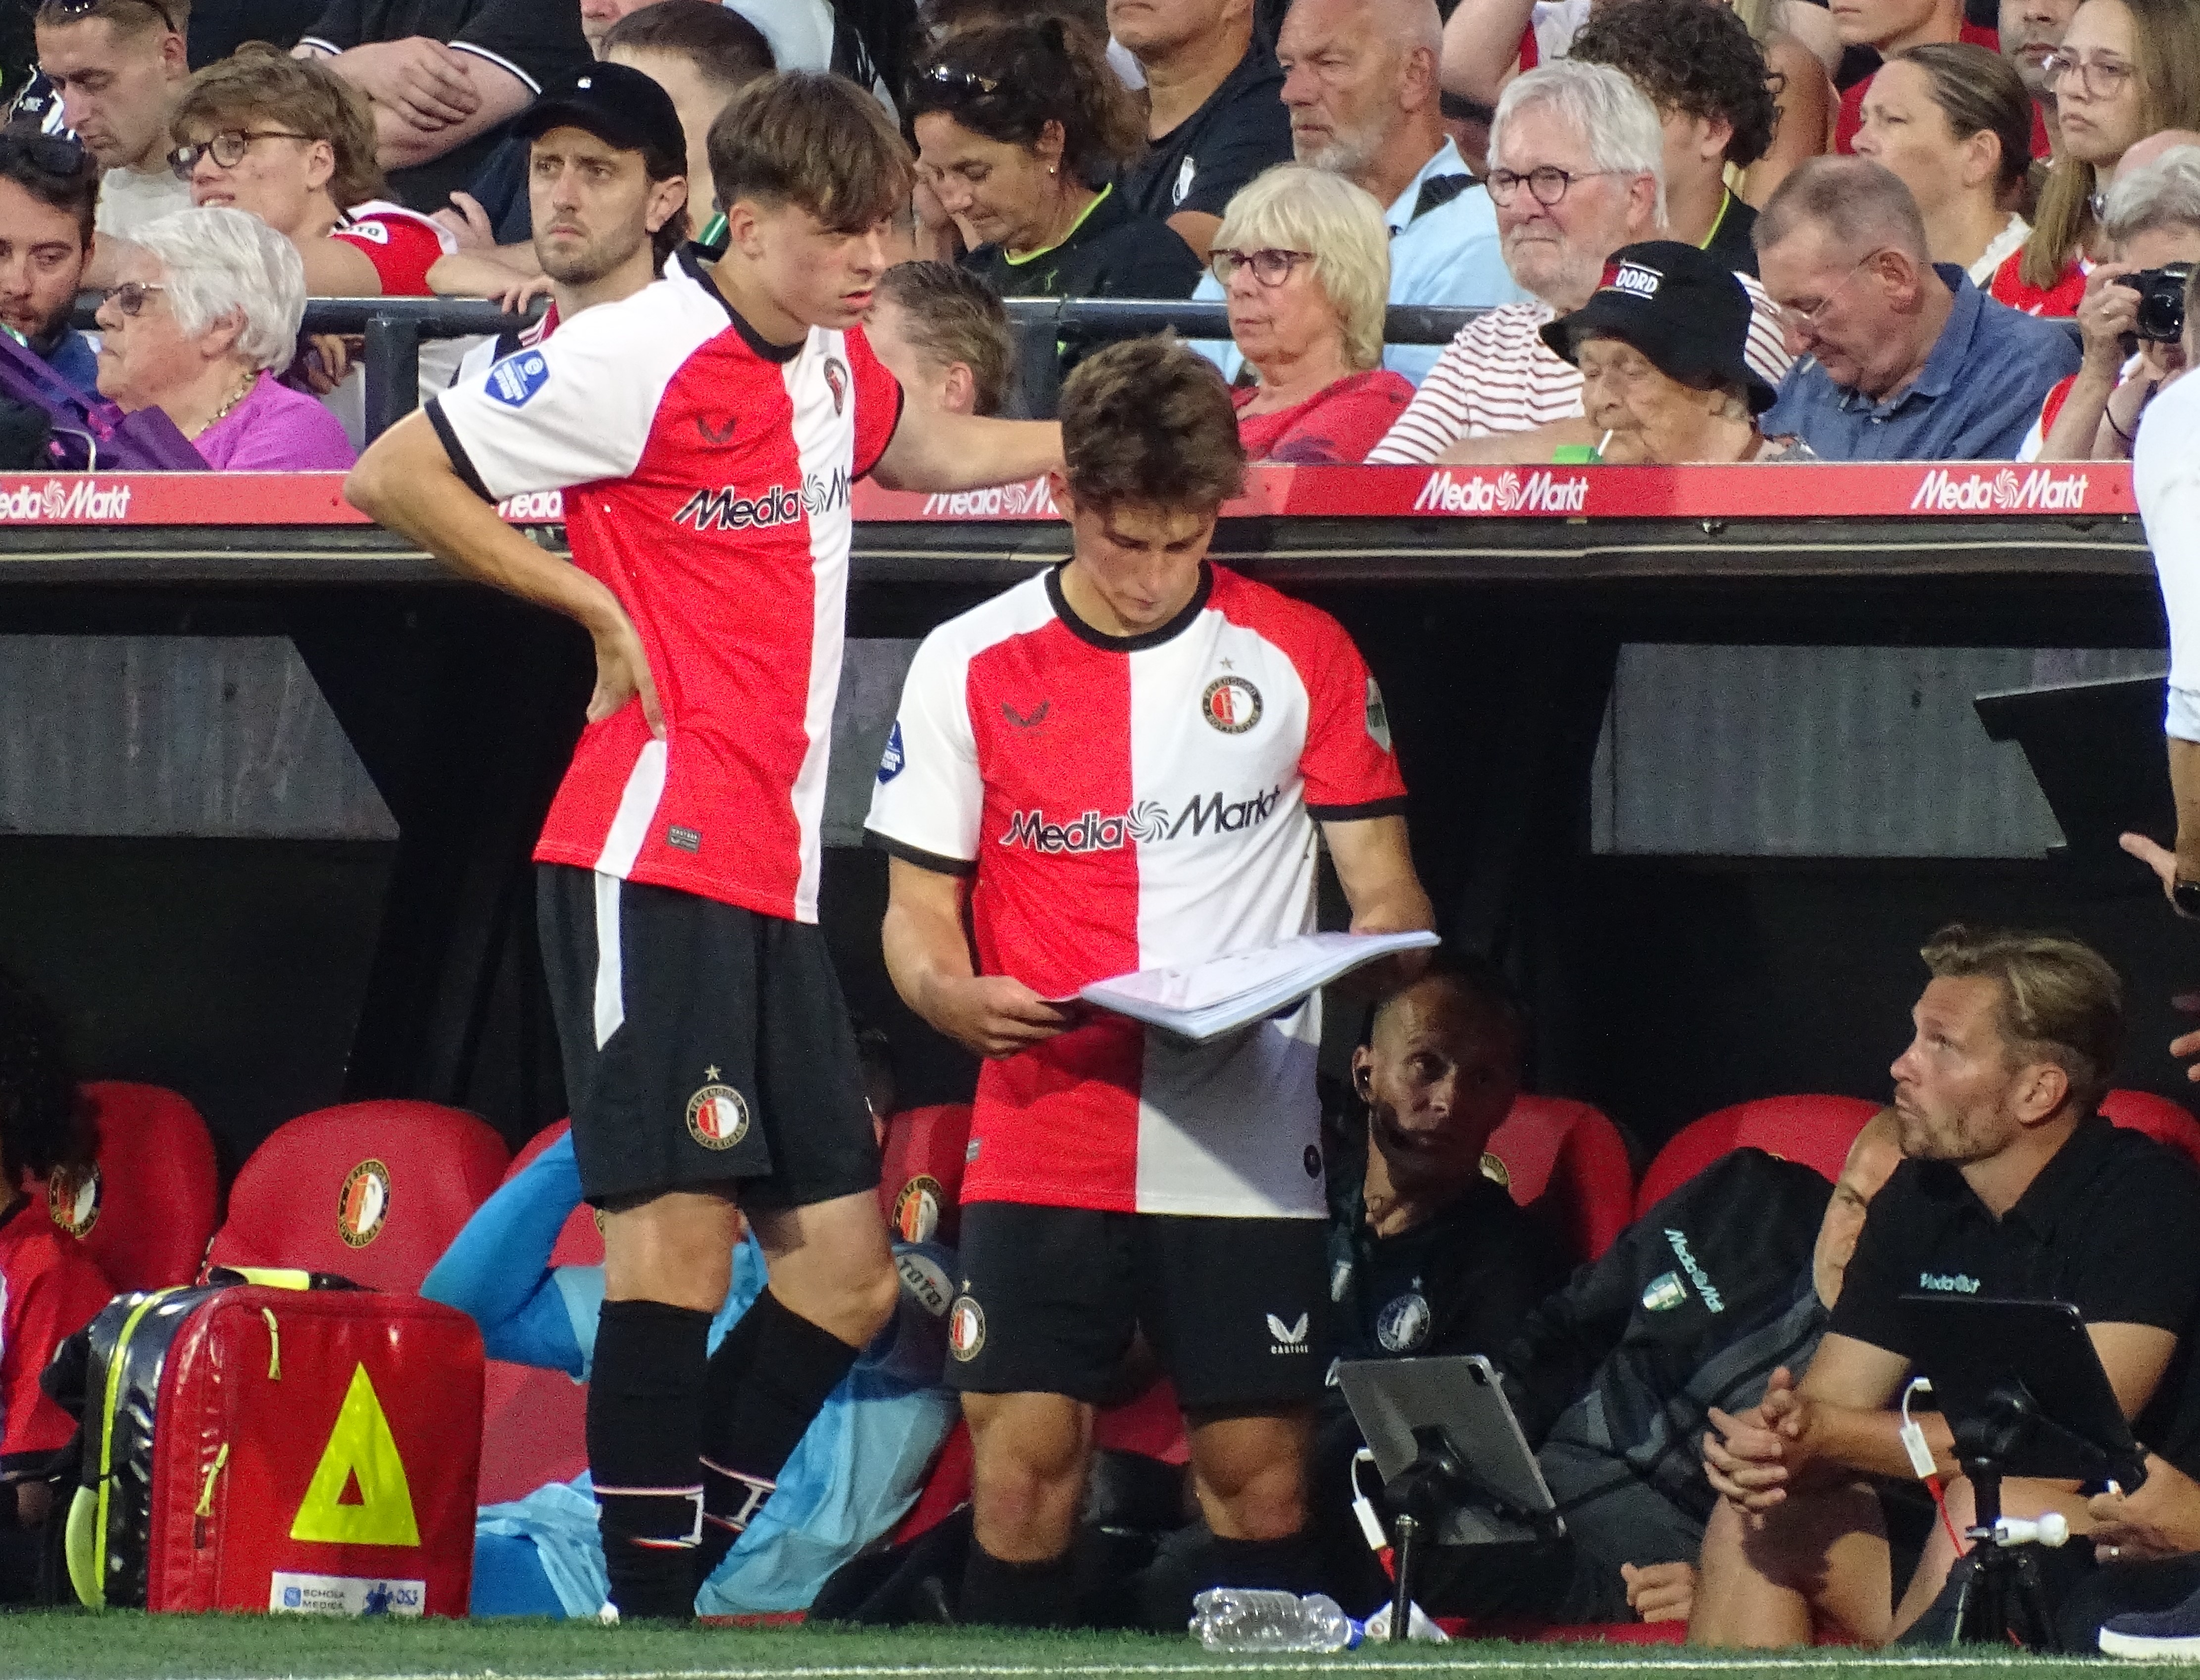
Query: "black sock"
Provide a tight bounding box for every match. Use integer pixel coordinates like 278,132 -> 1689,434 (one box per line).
692,1288 -> 863,1581
1135,1526 -> 1320,1632
588,1298 -> 712,1621
961,1541 -> 1079,1628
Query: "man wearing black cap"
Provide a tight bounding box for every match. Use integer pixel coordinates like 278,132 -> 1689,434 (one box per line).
443,62 -> 690,371
1537,240 -> 1805,463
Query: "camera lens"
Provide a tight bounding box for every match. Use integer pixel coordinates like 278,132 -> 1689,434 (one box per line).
2134,265 -> 2194,343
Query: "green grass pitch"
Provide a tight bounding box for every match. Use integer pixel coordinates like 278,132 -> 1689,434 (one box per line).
0,1616 -> 2150,1680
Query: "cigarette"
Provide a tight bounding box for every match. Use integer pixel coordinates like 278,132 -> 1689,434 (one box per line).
1596,429 -> 1613,459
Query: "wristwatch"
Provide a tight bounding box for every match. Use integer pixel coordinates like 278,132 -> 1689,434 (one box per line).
2175,878 -> 2200,920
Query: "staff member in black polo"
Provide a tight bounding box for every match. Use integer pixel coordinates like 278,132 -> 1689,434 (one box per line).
1694,924 -> 2200,1649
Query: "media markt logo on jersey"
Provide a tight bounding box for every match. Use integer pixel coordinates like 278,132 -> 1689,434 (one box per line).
673,469 -> 852,533
0,478 -> 130,521
1413,467 -> 1589,515
1909,466 -> 2091,513
997,784 -> 1285,854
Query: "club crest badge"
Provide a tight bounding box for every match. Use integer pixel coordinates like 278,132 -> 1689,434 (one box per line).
1376,1291 -> 1432,1353
338,1159 -> 392,1248
47,1161 -> 100,1237
1480,1150 -> 1510,1188
894,1173 -> 944,1242
1642,1270 -> 1690,1312
687,1079 -> 750,1150
949,1295 -> 986,1360
824,357 -> 848,417
1201,675 -> 1261,734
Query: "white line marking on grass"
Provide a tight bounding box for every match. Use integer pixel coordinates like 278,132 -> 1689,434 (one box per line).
198,1657 -> 2112,1680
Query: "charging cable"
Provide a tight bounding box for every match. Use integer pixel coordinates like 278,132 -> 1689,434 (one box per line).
1900,1377 -> 1968,1557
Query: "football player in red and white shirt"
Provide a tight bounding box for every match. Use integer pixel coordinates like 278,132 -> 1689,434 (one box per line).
348,74 -> 1060,1623
867,337 -> 1435,1630
170,47 -> 455,298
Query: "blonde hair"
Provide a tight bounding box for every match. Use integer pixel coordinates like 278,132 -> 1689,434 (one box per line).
1919,923 -> 2124,1113
1212,163 -> 1392,372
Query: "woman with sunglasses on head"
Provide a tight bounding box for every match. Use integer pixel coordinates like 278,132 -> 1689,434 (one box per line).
907,15 -> 1202,405
1989,0 -> 2200,315
1213,164 -> 1410,463
93,205 -> 356,469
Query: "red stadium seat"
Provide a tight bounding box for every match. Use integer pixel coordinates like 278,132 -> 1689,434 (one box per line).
1484,1094 -> 1634,1264
30,1081 -> 219,1292
205,1099 -> 509,1293
1635,1095 -> 1883,1217
475,1120 -> 594,1506
2100,1089 -> 2200,1173
879,1103 -> 972,1246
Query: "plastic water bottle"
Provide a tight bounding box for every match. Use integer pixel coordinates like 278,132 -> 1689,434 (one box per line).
1190,1587 -> 1360,1652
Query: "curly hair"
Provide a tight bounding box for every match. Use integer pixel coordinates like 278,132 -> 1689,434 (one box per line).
1566,0 -> 1780,170
0,963 -> 93,1183
906,15 -> 1146,185
1059,336 -> 1246,512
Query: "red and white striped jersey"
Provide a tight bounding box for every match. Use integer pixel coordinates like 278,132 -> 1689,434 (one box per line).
428,248 -> 902,922
1367,285 -> 1793,464
865,564 -> 1407,1218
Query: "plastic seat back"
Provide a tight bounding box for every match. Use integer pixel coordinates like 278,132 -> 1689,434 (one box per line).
33,1081 -> 219,1292
1483,1094 -> 1635,1263
2100,1088 -> 2200,1174
1636,1095 -> 1882,1216
474,1120 -> 594,1505
206,1099 -> 509,1293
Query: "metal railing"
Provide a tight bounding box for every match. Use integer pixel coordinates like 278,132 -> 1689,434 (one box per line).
66,293 -> 1487,443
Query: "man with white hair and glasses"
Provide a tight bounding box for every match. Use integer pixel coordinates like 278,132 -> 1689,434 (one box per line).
1367,59 -> 1791,464
1189,0 -> 1526,386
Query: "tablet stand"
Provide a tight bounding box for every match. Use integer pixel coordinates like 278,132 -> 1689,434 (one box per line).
1950,1383 -> 2064,1651
1379,1425 -> 1561,1645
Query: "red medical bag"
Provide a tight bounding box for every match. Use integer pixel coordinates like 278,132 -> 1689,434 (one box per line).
67,1275 -> 484,1617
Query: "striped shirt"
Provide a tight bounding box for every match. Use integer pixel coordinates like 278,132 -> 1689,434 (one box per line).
1367,276 -> 1795,464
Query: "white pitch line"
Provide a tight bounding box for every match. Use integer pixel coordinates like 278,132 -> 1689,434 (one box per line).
140,1656 -> 2116,1680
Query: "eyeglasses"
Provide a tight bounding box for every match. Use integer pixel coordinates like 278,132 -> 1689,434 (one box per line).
1486,166 -> 1628,207
918,64 -> 1000,99
42,0 -> 179,34
0,130 -> 87,177
2041,50 -> 2135,98
1209,247 -> 1314,287
1770,247 -> 1889,339
96,280 -> 163,317
165,129 -> 313,180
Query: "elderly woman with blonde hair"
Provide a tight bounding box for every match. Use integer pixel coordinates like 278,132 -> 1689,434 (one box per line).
1211,164 -> 1413,463
93,205 -> 355,471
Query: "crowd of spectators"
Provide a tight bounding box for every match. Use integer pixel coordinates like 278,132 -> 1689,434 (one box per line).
6,0 -> 2200,463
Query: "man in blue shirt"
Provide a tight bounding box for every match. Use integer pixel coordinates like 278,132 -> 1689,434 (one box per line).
1756,157 -> 2080,461
0,132 -> 100,397
1191,0 -> 1528,385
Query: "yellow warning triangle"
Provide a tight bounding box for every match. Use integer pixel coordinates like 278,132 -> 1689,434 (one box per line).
290,1363 -> 421,1547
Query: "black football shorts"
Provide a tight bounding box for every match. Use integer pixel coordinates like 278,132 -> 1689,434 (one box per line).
945,1201 -> 1330,1411
537,863 -> 880,1210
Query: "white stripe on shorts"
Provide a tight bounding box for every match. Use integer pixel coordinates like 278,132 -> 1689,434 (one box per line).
593,871 -> 624,1049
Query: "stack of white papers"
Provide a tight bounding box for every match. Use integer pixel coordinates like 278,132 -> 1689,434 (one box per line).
1068,931 -> 1442,1043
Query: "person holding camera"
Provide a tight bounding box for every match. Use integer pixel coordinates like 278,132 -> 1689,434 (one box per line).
2031,144 -> 2200,458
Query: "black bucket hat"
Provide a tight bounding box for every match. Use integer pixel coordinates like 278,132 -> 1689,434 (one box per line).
1541,240 -> 1777,414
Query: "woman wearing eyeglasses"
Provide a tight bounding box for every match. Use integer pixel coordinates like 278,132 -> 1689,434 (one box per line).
1210,165 -> 1410,464
1990,0 -> 2200,315
906,15 -> 1202,404
93,207 -> 356,470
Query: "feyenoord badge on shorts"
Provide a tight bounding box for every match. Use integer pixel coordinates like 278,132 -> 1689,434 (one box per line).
686,1072 -> 750,1150
948,1294 -> 986,1361
893,1173 -> 944,1242
1201,674 -> 1261,734
338,1158 -> 392,1248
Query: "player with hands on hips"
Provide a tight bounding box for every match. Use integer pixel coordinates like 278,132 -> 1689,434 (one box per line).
346,72 -> 1063,1623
